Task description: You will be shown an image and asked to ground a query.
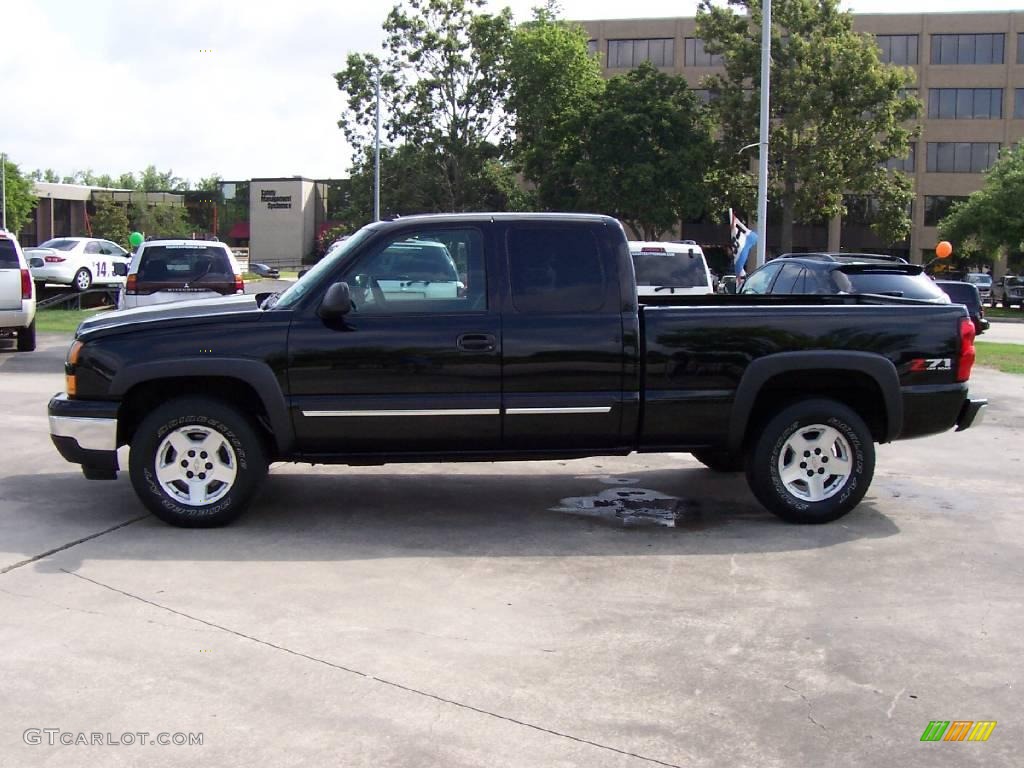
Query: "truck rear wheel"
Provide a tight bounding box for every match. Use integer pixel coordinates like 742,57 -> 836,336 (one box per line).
129,397 -> 267,527
746,399 -> 874,524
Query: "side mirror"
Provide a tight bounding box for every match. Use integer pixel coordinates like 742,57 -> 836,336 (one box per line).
319,281 -> 352,319
113,263 -> 128,277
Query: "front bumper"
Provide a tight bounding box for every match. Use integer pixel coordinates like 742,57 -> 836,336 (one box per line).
48,394 -> 120,479
955,398 -> 987,432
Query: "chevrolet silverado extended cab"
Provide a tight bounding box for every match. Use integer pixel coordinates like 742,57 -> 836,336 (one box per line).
49,213 -> 986,527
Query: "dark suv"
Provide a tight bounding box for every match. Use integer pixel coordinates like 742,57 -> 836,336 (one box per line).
741,253 -> 949,303
934,280 -> 989,335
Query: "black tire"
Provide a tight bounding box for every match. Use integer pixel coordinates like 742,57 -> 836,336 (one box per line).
692,450 -> 744,473
17,318 -> 36,352
746,399 -> 874,524
1002,298 -> 1010,309
129,397 -> 268,527
73,268 -> 92,292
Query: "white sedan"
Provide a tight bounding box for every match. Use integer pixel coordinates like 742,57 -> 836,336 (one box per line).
26,237 -> 131,291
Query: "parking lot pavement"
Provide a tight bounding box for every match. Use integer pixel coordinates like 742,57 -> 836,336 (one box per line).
1,334 -> 1021,767
981,319 -> 1024,345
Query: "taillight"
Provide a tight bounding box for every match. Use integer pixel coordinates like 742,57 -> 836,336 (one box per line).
234,274 -> 244,293
125,274 -> 137,294
956,316 -> 975,383
44,255 -> 65,263
21,269 -> 32,299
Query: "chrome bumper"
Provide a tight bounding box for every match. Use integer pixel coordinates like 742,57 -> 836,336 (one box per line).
48,414 -> 118,451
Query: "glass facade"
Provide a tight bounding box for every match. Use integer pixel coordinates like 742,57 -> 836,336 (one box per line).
926,142 -> 1000,173
924,196 -> 967,226
684,38 -> 723,67
876,35 -> 919,65
928,88 -> 1003,119
930,33 -> 1004,65
607,38 -> 674,68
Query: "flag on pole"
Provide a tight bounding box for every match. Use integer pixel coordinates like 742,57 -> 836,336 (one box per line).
729,208 -> 758,276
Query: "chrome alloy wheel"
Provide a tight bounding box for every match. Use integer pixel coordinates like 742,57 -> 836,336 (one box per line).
154,425 -> 238,506
777,423 -> 853,502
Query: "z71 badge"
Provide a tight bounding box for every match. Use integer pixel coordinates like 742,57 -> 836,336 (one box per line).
910,358 -> 952,372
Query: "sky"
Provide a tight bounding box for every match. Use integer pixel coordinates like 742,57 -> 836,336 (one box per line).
2,0 -> 1021,184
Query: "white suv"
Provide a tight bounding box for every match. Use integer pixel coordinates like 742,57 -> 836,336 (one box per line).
0,230 -> 37,351
119,239 -> 244,310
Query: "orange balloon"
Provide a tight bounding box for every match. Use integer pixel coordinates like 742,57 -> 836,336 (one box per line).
935,241 -> 953,259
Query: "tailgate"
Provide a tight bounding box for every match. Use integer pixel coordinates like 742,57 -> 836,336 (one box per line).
0,268 -> 23,310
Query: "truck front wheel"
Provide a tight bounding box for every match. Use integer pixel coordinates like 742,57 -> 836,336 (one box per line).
129,397 -> 267,527
746,399 -> 874,524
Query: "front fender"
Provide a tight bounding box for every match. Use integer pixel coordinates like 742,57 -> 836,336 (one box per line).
109,357 -> 293,454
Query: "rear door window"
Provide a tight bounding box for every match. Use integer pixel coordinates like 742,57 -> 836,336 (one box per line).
839,271 -> 947,300
508,226 -> 605,313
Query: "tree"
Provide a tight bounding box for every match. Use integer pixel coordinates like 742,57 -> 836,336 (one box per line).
940,144 -> 1024,267
560,63 -> 713,239
2,157 -> 38,234
139,165 -> 186,192
29,168 -> 61,183
130,203 -> 193,239
90,198 -> 130,247
505,3 -> 603,203
335,0 -> 514,212
697,0 -> 920,252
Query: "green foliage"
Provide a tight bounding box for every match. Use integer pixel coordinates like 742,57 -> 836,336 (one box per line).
90,198 -> 130,247
520,62 -> 713,240
335,0 -> 514,212
129,203 -> 193,239
2,158 -> 38,234
505,4 -> 604,192
939,144 -> 1024,265
697,0 -> 920,251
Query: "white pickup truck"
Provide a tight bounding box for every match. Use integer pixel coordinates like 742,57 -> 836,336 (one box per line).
0,230 -> 36,352
629,240 -> 714,297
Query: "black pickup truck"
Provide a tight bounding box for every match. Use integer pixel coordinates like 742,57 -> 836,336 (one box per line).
49,213 -> 986,527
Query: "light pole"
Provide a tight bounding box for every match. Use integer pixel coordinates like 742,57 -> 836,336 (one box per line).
754,0 -> 772,269
1,152 -> 6,231
373,69 -> 381,222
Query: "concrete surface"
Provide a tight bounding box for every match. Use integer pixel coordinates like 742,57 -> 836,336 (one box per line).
979,320 -> 1024,345
0,333 -> 1020,767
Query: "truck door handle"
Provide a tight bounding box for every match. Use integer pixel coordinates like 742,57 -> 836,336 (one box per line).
457,333 -> 496,352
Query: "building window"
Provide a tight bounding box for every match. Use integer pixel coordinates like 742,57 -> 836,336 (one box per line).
884,142 -> 916,172
876,34 -> 919,65
1018,33 -> 1024,64
1016,89 -> 1024,119
692,89 -> 720,106
587,39 -> 597,56
684,37 -> 723,67
924,196 -> 967,226
607,38 -> 674,68
930,34 -> 1005,65
928,88 -> 1003,119
926,142 -> 1000,173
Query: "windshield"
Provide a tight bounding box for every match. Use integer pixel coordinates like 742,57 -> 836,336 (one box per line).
274,225 -> 377,309
632,251 -> 707,288
1007,277 -> 1024,286
39,239 -> 78,251
966,273 -> 991,286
